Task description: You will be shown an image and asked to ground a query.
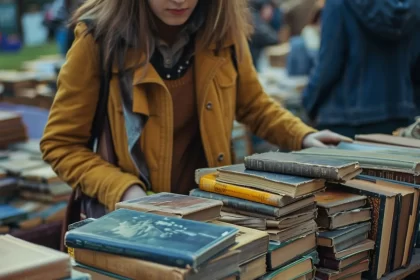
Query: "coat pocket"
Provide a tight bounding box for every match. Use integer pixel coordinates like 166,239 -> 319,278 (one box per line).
215,61 -> 238,120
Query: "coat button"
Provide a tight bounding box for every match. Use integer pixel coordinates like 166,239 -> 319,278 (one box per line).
217,153 -> 224,162
206,102 -> 213,110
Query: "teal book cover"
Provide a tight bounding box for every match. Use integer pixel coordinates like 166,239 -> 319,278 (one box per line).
65,209 -> 238,269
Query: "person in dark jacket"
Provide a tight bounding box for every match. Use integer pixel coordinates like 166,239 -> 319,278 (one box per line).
302,0 -> 420,138
249,0 -> 283,70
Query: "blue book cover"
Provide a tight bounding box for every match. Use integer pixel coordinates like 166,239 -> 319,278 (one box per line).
65,209 -> 238,269
0,204 -> 27,225
219,164 -> 319,186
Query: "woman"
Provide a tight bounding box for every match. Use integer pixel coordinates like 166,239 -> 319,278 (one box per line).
302,0 -> 420,137
41,0 -> 348,214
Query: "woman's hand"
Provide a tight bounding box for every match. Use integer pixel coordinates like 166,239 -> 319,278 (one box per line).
302,130 -> 353,149
121,185 -> 147,201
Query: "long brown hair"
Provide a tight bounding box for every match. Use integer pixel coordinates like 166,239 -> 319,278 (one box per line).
71,0 -> 253,70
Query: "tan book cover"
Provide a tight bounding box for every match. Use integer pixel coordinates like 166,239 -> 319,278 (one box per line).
0,235 -> 70,280
0,159 -> 45,175
20,165 -> 59,182
116,192 -> 222,222
212,221 -> 269,264
74,248 -> 240,280
315,191 -> 367,209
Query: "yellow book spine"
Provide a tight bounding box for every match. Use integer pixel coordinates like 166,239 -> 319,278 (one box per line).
199,173 -> 280,207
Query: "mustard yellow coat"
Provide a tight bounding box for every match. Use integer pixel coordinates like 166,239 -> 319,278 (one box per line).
40,23 -> 316,210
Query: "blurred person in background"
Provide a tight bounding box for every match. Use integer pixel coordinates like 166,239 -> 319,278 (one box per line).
303,0 -> 420,138
249,0 -> 283,70
44,0 -> 82,54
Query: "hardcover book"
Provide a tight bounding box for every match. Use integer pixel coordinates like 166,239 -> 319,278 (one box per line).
296,148 -> 420,175
198,173 -> 300,207
318,239 -> 375,260
355,134 -> 420,149
73,248 -> 240,280
0,204 -> 27,226
64,209 -> 238,269
212,221 -> 269,264
267,233 -> 317,270
244,152 -> 361,181
0,235 -> 71,280
317,222 -> 371,248
316,259 -> 369,280
116,192 -> 223,222
316,208 -> 371,230
315,191 -> 367,215
262,256 -> 314,280
217,164 -> 325,198
335,180 -> 399,279
189,189 -> 315,218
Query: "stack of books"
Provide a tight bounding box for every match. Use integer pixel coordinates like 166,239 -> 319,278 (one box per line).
66,206 -> 242,280
0,111 -> 27,148
296,138 -> 420,279
0,142 -> 69,234
0,234 -> 90,279
116,192 -> 270,280
314,190 -> 374,280
190,152 -> 362,279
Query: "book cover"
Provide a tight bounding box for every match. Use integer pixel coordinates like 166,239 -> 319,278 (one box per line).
0,204 -> 27,225
64,209 -> 238,269
317,222 -> 371,247
296,148 -> 420,174
355,134 -> 420,149
189,189 -> 281,217
315,191 -> 367,209
116,192 -> 222,220
336,180 -> 399,279
244,151 -> 360,180
198,173 -> 297,207
219,164 -> 321,186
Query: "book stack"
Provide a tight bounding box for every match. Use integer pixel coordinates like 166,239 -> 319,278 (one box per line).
0,143 -> 69,234
0,234 -> 89,280
189,152 -> 362,279
296,138 -> 420,279
314,190 -> 374,280
65,207 -> 242,280
116,192 -> 270,280
0,111 -> 27,148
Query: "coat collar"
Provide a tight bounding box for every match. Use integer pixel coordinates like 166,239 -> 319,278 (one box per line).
112,35 -> 235,116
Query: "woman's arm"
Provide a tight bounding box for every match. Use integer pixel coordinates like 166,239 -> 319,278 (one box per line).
235,36 -> 316,151
40,23 -> 145,210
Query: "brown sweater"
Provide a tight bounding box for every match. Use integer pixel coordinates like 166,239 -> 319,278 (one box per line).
164,66 -> 208,195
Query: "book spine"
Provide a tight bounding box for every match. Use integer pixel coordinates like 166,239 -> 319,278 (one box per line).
190,189 -> 279,217
199,175 -> 283,207
74,249 -> 186,280
65,233 -> 195,269
318,258 -> 339,270
407,191 -> 420,266
244,158 -> 339,180
361,169 -> 420,185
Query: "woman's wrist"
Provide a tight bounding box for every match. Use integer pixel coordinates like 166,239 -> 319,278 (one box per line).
121,184 -> 147,202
